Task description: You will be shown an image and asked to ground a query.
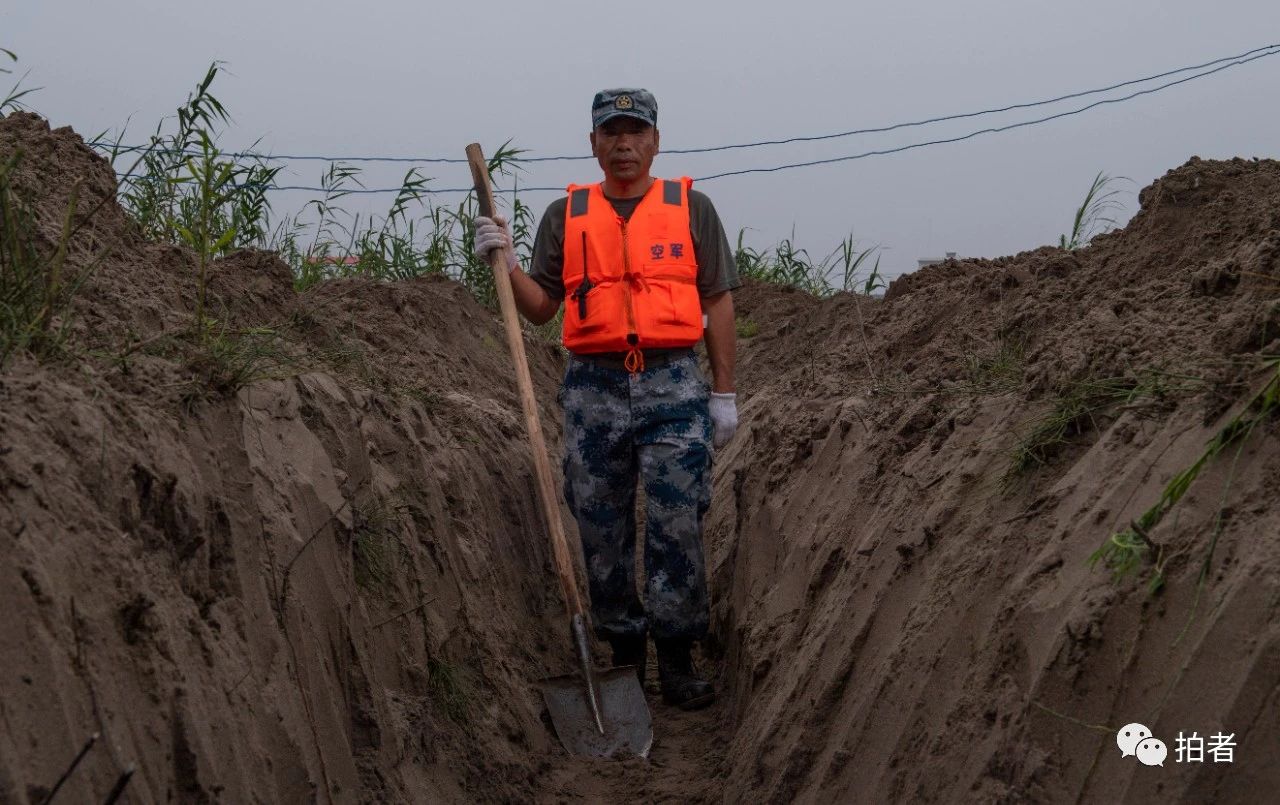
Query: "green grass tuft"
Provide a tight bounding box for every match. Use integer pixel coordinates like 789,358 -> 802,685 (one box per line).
1060,171 -> 1129,251
963,336 -> 1025,394
1004,369 -> 1208,487
1090,357 -> 1280,592
351,498 -> 403,594
0,150 -> 91,367
1,49 -> 40,113
427,658 -> 472,723
734,227 -> 883,298
180,324 -> 294,407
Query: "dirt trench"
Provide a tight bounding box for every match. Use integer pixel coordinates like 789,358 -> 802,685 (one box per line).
4,111 -> 1280,803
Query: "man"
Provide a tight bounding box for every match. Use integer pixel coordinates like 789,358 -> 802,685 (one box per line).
474,88 -> 739,710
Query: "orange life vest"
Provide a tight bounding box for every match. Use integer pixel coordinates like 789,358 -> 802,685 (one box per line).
561,176 -> 702,369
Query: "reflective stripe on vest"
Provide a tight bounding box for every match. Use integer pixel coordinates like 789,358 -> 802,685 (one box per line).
561,177 -> 701,362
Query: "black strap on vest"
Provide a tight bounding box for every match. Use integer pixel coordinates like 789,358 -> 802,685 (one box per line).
663,179 -> 682,206
570,231 -> 594,320
569,188 -> 590,218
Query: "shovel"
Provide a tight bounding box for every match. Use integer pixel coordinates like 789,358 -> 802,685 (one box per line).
465,144 -> 653,759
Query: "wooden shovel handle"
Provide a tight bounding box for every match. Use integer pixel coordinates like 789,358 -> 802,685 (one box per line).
465,143 -> 585,619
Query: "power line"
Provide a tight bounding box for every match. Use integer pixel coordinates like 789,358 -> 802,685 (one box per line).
110,45 -> 1279,195
97,42 -> 1278,167
665,41 -> 1280,157
697,47 -> 1280,182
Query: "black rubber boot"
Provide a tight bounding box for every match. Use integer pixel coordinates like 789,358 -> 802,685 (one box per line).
608,633 -> 647,687
655,638 -> 715,710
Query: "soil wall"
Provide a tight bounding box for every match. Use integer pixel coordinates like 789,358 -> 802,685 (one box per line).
3,111 -> 1279,803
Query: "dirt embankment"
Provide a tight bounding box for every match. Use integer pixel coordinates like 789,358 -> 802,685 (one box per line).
3,109 -> 1280,803
712,157 -> 1280,802
1,112 -> 572,803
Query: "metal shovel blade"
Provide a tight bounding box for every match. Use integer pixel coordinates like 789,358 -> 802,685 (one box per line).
541,667 -> 653,758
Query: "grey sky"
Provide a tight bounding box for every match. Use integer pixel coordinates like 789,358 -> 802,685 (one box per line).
6,1 -> 1280,282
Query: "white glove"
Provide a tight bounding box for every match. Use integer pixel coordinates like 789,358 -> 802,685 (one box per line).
474,214 -> 517,274
709,392 -> 738,448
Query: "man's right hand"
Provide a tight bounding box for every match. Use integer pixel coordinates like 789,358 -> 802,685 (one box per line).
474,214 -> 518,274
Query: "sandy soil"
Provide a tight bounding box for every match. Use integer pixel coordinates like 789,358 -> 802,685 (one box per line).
3,110 -> 1279,803
706,157 -> 1280,803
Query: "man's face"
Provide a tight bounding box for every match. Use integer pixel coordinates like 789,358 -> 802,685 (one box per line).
590,117 -> 660,185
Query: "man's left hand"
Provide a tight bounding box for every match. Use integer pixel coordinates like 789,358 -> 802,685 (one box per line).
709,392 -> 737,448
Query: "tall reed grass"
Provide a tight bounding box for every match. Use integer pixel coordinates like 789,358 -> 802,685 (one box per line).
105,64 -> 531,310
7,55 -> 881,370
1,48 -> 38,114
1060,172 -> 1128,250
105,64 -> 880,308
0,148 -> 94,366
735,227 -> 884,298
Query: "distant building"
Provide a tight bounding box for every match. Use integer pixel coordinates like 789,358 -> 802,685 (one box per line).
917,252 -> 957,269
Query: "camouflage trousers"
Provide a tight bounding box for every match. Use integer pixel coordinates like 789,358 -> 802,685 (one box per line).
559,350 -> 713,641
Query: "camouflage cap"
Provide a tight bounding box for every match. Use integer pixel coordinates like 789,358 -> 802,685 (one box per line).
592,88 -> 657,129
